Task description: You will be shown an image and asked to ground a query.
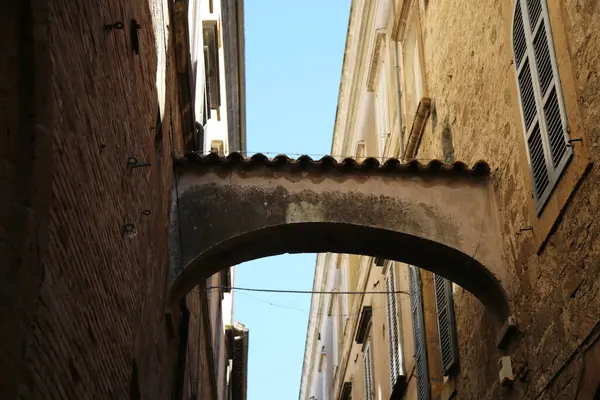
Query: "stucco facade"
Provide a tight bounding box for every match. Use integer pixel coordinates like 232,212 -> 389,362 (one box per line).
301,0 -> 600,399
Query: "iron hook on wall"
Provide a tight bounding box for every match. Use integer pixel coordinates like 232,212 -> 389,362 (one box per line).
104,21 -> 125,31
104,21 -> 125,40
131,19 -> 141,55
127,156 -> 151,170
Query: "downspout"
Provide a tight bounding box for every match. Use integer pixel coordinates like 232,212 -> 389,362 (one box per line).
391,0 -> 405,160
173,299 -> 190,400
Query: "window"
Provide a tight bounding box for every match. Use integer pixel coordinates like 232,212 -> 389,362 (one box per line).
409,266 -> 430,400
385,263 -> 405,392
376,59 -> 389,157
340,382 -> 353,400
338,256 -> 350,332
401,6 -> 425,132
512,0 -> 572,213
331,292 -> 344,372
210,140 -> 224,156
434,274 -> 459,376
355,141 -> 366,163
203,20 -> 221,110
363,339 -> 374,400
321,353 -> 328,400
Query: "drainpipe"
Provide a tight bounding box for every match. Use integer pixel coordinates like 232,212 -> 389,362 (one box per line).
391,0 -> 405,160
173,299 -> 190,400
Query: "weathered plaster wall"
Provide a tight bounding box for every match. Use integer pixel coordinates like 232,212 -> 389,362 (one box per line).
416,0 -> 600,398
171,163 -> 511,321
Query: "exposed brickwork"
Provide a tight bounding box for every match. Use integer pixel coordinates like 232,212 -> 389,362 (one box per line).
0,0 -> 201,398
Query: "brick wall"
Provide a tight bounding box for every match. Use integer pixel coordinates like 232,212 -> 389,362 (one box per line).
0,0 -> 201,398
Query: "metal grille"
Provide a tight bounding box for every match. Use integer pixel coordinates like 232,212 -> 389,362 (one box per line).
386,265 -> 404,389
434,275 -> 459,376
409,266 -> 430,400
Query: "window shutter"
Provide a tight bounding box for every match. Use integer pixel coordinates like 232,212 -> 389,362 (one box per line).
340,382 -> 353,400
386,265 -> 405,393
363,343 -> 374,400
409,266 -> 430,400
203,21 -> 221,110
203,46 -> 212,120
513,0 -> 572,213
434,274 -> 459,376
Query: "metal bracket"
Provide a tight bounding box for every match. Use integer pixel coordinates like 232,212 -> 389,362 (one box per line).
104,21 -> 124,40
104,21 -> 124,31
127,156 -> 151,169
516,227 -> 533,236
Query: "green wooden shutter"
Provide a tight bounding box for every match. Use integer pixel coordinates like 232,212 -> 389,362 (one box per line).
409,266 -> 430,400
434,274 -> 459,376
513,0 -> 573,213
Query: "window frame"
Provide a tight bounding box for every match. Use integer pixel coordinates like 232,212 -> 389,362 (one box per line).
375,58 -> 389,157
396,0 -> 427,158
433,274 -> 459,377
512,0 -> 573,214
384,262 -> 406,390
409,266 -> 430,400
508,0 -> 592,253
362,333 -> 375,400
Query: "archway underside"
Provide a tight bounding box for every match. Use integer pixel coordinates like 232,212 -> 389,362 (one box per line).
169,153 -> 512,327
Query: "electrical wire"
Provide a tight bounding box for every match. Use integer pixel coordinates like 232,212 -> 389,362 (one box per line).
232,289 -> 412,318
205,285 -> 409,296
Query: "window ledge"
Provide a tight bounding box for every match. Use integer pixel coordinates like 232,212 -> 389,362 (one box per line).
529,143 -> 593,254
435,376 -> 457,400
404,97 -> 432,161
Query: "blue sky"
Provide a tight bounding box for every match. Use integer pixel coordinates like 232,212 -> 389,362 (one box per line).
234,1 -> 350,399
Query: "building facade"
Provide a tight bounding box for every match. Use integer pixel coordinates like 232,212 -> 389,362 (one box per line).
183,0 -> 248,399
300,0 -> 600,399
1,0 -> 246,399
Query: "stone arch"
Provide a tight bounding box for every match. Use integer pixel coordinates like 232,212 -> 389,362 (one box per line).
169,153 -> 512,325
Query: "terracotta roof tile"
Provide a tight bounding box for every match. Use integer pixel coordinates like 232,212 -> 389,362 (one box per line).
177,152 -> 491,177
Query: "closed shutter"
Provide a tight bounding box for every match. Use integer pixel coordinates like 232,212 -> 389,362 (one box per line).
203,21 -> 221,110
513,0 -> 572,213
340,382 -> 353,400
434,274 -> 459,376
386,264 -> 404,391
363,342 -> 374,400
409,266 -> 430,400
203,46 -> 212,120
